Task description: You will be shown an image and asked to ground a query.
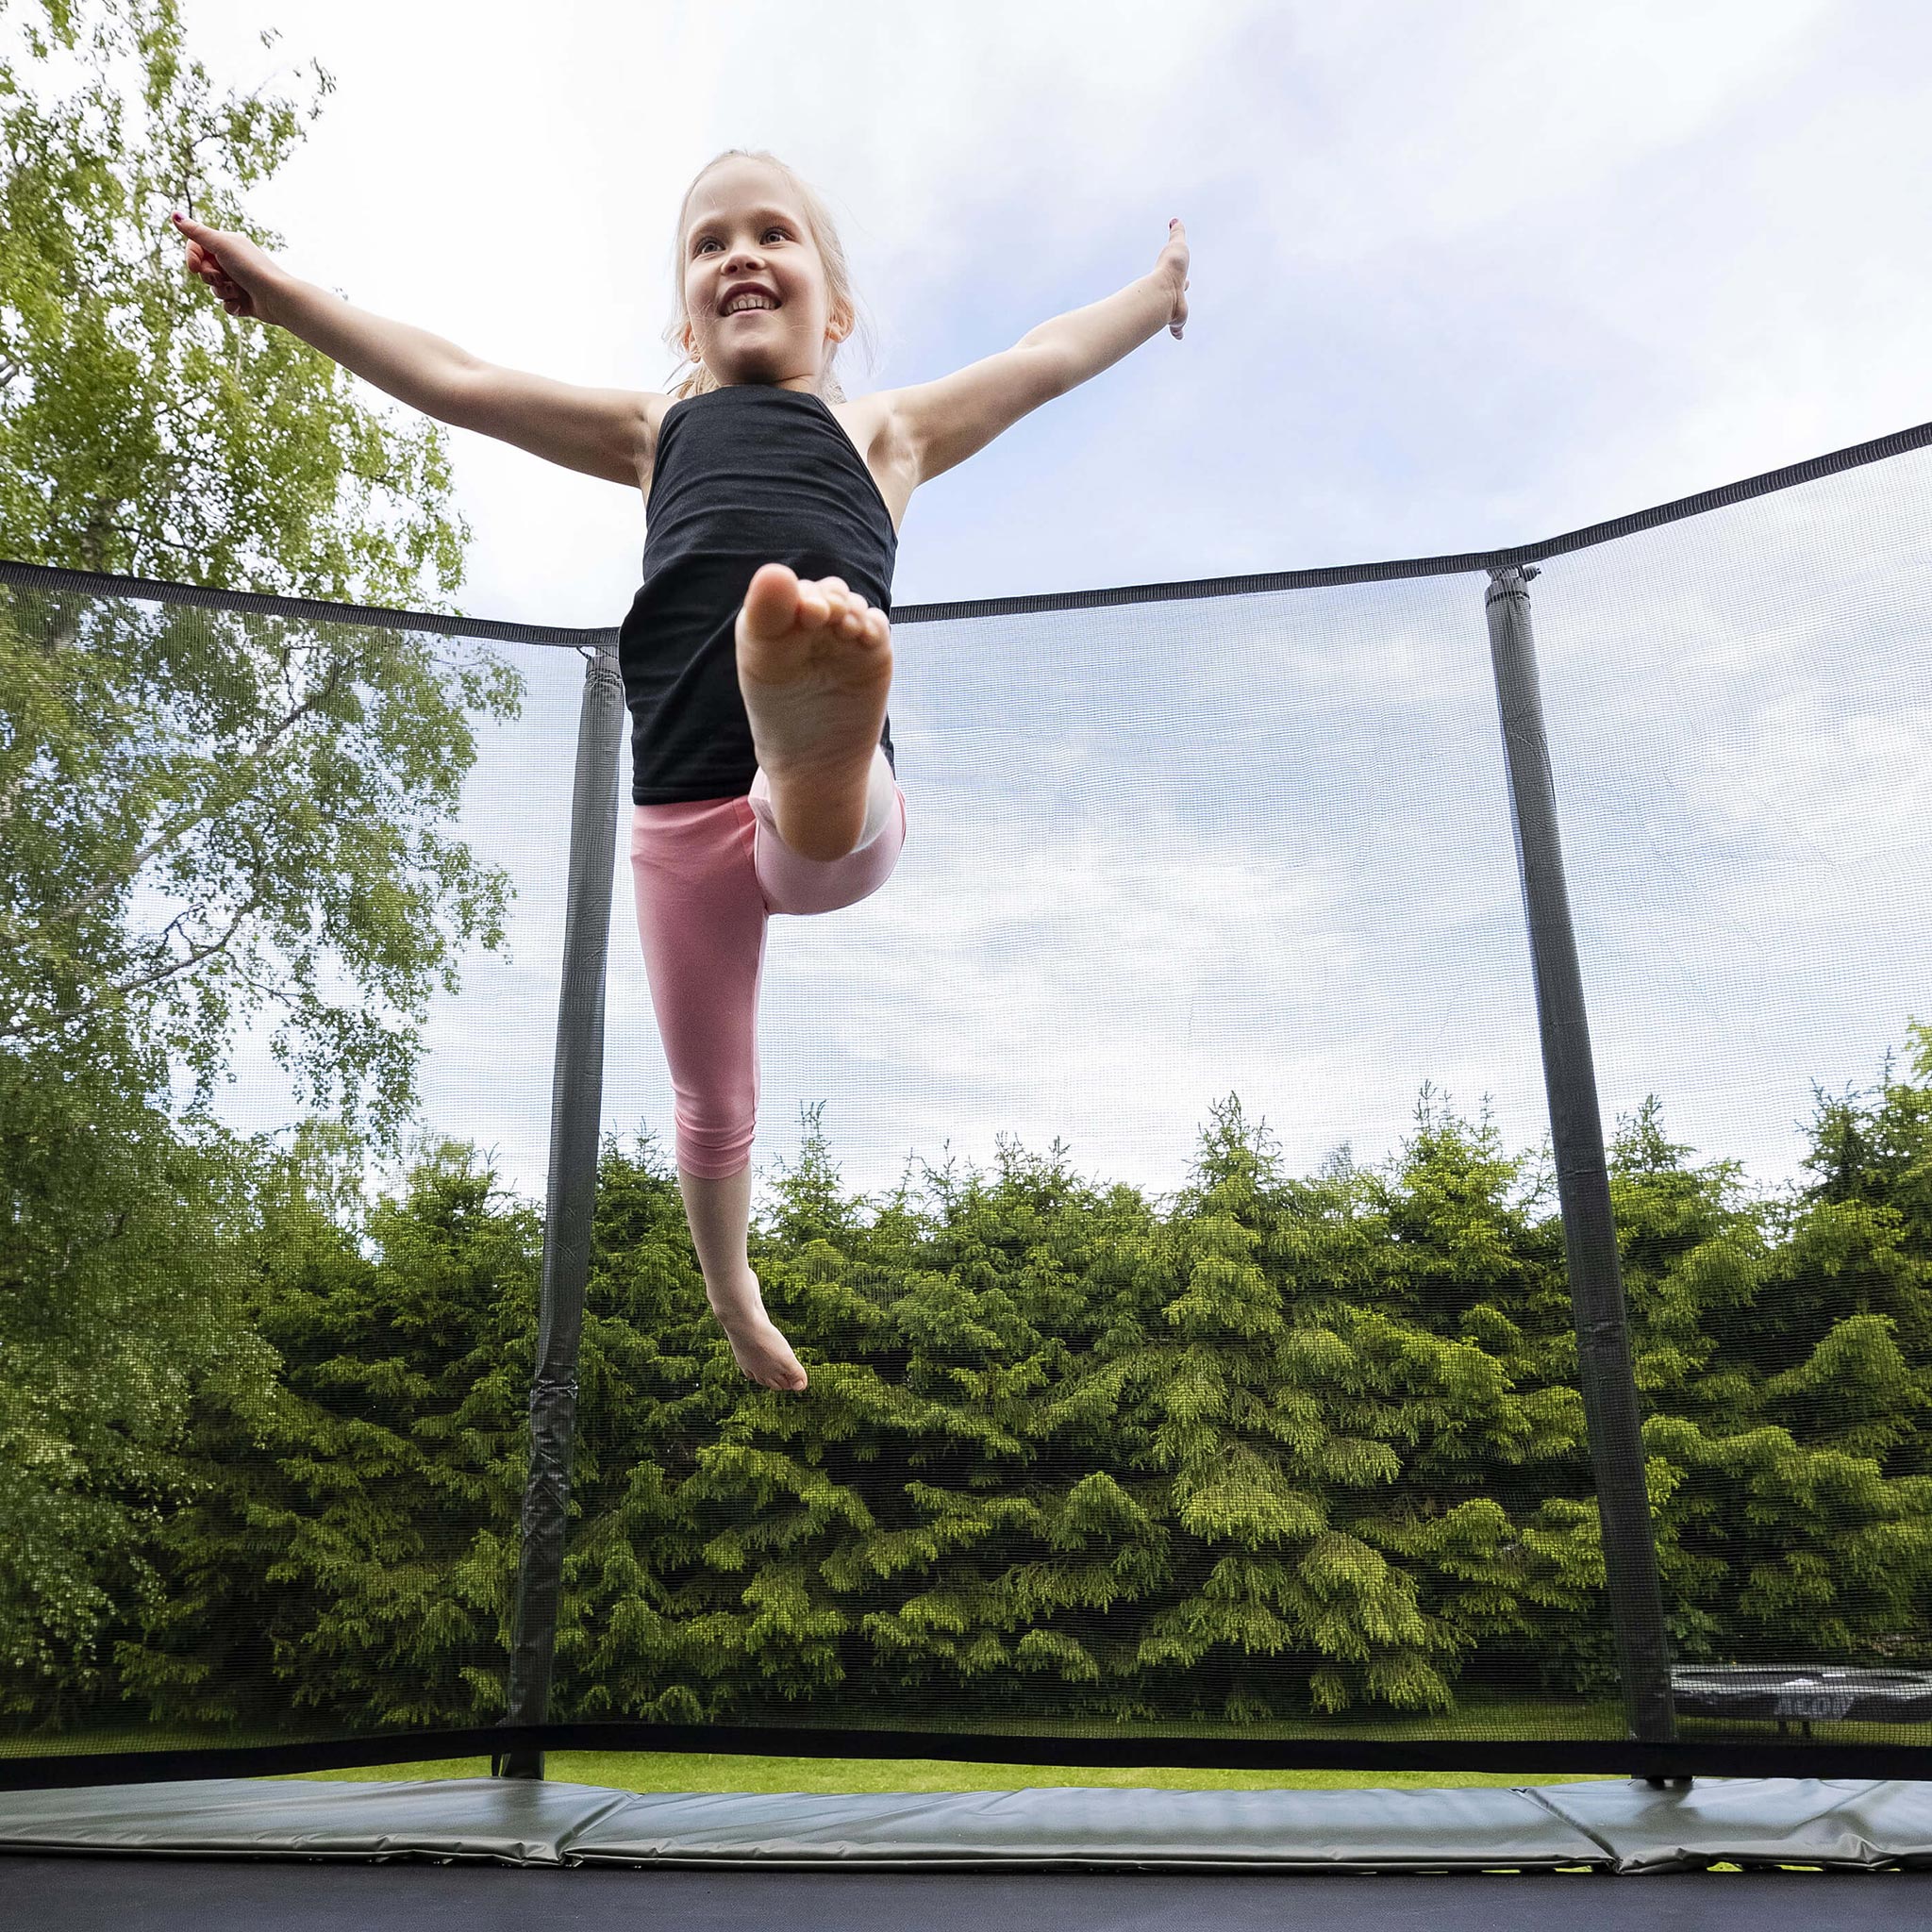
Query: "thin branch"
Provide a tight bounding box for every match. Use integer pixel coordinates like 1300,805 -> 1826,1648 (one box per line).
0,890 -> 267,1041
0,766 -> 29,832
25,658 -> 346,933
102,520 -> 206,560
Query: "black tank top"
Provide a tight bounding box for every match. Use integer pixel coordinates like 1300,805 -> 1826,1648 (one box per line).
621,384 -> 898,805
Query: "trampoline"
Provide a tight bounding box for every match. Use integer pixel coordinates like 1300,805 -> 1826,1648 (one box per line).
6,420 -> 1932,1912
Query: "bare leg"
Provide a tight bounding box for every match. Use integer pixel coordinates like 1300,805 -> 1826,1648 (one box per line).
735,563 -> 892,862
677,1160 -> 808,1392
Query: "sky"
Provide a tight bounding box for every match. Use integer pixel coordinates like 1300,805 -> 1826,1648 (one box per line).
133,0 -> 1932,1211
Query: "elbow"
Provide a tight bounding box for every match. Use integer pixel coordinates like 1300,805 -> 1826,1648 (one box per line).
431,360 -> 494,434
1012,336 -> 1079,404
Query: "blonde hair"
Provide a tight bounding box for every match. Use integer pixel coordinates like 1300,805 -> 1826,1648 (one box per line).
662,149 -> 873,402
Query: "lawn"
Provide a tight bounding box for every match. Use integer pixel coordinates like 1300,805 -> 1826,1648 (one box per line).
279,1751 -> 1618,1793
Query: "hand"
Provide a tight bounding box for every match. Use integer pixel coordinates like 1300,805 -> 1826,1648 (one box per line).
1157,218 -> 1189,340
170,211 -> 284,324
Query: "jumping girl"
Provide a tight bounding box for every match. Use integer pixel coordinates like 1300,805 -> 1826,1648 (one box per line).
174,151 -> 1189,1395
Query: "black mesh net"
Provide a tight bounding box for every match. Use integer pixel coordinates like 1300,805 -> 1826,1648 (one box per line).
3,431 -> 1930,1780
1535,447 -> 1932,1747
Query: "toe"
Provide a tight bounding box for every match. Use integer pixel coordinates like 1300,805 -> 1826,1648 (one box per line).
742,562 -> 802,638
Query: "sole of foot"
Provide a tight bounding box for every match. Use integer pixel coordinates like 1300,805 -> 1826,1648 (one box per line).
708,1276 -> 809,1392
735,561 -> 892,863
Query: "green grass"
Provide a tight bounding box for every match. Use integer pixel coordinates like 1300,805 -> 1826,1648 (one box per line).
276,1751 -> 1619,1793
264,1688 -> 1633,1790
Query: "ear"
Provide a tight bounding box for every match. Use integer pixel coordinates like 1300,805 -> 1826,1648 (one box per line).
826,293 -> 855,348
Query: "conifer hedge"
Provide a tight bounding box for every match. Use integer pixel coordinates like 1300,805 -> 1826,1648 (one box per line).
11,1029 -> 1932,1740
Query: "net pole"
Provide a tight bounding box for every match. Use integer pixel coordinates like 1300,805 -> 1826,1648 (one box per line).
1482,564 -> 1677,1744
496,641 -> 625,1779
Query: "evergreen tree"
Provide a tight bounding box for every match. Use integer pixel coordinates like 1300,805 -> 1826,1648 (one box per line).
551,1126 -> 737,1723
1345,1092 -> 1604,1701
118,1127 -> 536,1731
840,1127 -> 1167,1724
1123,1097 -> 1468,1719
1621,1038 -> 1932,1667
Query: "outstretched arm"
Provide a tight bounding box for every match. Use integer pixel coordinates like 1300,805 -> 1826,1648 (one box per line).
171,212 -> 658,489
885,220 -> 1189,489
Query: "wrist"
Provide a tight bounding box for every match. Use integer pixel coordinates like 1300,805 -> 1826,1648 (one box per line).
1140,270 -> 1180,334
254,269 -> 310,332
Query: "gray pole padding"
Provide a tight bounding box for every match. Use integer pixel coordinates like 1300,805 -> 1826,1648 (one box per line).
1483,566 -> 1676,1744
498,641 -> 625,1778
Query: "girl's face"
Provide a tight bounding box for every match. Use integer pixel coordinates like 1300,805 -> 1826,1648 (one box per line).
679,158 -> 845,391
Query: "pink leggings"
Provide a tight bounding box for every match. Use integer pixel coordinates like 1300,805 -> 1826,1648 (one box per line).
628,748 -> 908,1178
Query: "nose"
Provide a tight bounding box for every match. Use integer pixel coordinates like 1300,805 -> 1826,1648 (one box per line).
722,242 -> 767,277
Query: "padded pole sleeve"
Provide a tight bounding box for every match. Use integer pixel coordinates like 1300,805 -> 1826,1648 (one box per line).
1483,566 -> 1677,1744
499,641 -> 625,1776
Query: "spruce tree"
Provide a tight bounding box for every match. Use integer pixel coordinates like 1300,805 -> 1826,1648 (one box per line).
1123,1097 -> 1460,1721
120,1128 -> 536,1731
1624,1039 -> 1932,1670
1342,1092 -> 1602,1707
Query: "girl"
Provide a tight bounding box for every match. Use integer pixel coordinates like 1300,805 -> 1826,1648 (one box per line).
173,150 -> 1189,1395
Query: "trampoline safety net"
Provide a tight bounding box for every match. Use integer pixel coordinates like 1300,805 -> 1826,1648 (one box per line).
3,425 -> 1931,1788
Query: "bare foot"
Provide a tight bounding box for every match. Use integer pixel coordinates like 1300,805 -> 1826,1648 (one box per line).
707,1268 -> 809,1392
735,562 -> 892,861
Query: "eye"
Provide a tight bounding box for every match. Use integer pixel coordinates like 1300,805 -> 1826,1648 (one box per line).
763,226 -> 789,244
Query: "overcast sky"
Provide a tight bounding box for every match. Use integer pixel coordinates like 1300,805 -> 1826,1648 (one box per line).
153,0 -> 1932,1212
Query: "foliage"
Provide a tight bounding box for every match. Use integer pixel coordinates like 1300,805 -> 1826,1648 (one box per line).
113,1124 -> 538,1731
7,0 -> 1932,1764
0,1043 -> 268,1724
1624,1029 -> 1932,1665
1,0 -> 518,1137
16,1030 -> 1930,1741
0,0 -> 518,1721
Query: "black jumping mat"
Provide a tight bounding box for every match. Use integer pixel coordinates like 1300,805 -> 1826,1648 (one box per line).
2,1856 -> 1929,1932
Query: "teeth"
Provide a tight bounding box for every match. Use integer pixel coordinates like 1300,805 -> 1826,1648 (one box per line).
725,295 -> 774,313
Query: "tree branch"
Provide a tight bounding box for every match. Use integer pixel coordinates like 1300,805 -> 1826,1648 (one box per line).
23,658 -> 347,933
102,520 -> 206,560
0,889 -> 268,1041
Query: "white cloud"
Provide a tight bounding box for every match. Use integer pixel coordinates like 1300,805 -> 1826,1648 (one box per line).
158,0 -> 1932,1212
